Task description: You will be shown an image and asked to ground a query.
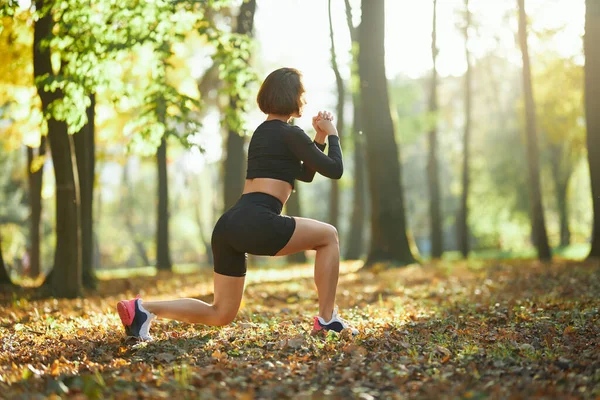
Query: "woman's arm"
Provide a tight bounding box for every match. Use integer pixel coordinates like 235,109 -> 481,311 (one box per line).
287,126 -> 343,181
296,141 -> 327,182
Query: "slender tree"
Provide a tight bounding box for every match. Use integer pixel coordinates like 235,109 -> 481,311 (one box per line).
154,56 -> 174,272
156,131 -> 172,270
549,145 -> 572,247
0,233 -> 13,285
26,136 -> 46,278
36,0 -> 82,297
223,0 -> 257,211
358,0 -> 416,267
516,0 -> 552,261
343,0 -> 367,260
74,95 -> 97,287
457,0 -> 472,258
327,0 -> 345,230
427,0 -> 443,259
222,125 -> 245,212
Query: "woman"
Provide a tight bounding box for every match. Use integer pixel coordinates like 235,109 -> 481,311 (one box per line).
117,67 -> 357,340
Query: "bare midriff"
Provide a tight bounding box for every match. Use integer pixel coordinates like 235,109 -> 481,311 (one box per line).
243,178 -> 292,205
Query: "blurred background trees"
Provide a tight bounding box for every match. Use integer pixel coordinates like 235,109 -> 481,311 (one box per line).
0,0 -> 597,297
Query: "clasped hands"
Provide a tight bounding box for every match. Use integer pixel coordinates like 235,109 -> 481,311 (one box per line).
312,111 -> 338,143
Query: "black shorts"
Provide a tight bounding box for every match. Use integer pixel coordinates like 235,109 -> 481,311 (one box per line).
211,192 -> 296,277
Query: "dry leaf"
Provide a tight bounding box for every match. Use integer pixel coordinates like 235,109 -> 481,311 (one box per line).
50,359 -> 60,377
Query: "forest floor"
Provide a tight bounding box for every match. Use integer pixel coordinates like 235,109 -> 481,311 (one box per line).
1,258 -> 599,399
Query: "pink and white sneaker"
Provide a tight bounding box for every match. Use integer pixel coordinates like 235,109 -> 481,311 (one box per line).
311,307 -> 359,336
116,296 -> 155,341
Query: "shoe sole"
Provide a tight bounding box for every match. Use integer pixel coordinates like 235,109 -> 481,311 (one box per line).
117,300 -> 135,327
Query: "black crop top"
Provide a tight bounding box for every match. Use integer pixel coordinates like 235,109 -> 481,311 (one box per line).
245,120 -> 343,188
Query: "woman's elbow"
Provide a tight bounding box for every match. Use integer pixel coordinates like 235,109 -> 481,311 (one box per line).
332,167 -> 343,180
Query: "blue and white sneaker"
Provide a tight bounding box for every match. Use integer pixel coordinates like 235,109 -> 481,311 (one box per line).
311,307 -> 359,336
117,296 -> 156,341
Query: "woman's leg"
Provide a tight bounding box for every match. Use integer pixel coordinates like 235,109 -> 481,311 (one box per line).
275,217 -> 339,321
142,272 -> 245,326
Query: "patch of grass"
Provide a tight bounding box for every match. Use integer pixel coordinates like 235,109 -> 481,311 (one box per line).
488,342 -> 516,361
441,243 -> 591,262
553,243 -> 591,260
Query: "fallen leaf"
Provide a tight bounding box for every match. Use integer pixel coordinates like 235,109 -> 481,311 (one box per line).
436,345 -> 451,357
50,359 -> 60,377
563,326 -> 576,336
212,350 -> 227,360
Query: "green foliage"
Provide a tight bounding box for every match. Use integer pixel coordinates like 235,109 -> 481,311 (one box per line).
535,56 -> 584,146
464,53 -> 532,249
0,8 -> 43,149
210,29 -> 258,135
2,0 -> 257,154
389,76 -> 430,145
534,54 -> 585,176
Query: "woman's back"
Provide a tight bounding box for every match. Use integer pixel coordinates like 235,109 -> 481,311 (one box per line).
245,120 -> 304,188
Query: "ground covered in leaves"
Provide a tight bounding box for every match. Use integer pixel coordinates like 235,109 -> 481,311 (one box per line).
1,259 -> 599,399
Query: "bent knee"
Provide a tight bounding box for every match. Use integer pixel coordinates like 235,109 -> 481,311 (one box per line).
212,307 -> 238,326
326,224 -> 339,244
314,224 -> 339,249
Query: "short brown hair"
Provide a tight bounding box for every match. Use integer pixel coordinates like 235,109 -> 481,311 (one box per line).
256,67 -> 305,115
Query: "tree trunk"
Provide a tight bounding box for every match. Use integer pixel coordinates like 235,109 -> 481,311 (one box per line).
329,175 -> 340,229
156,136 -> 172,270
122,161 -> 150,266
358,0 -> 416,267
223,128 -> 246,211
74,94 -> 97,288
457,0 -> 472,258
549,146 -> 571,247
585,0 -> 600,260
343,0 -> 366,261
36,0 -> 82,297
0,233 -> 13,285
93,165 -> 103,271
286,188 -> 307,264
328,0 -> 345,231
517,0 -> 552,261
223,0 -> 256,211
47,131 -> 82,297
27,136 -> 46,278
345,98 -> 367,260
427,0 -> 443,259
